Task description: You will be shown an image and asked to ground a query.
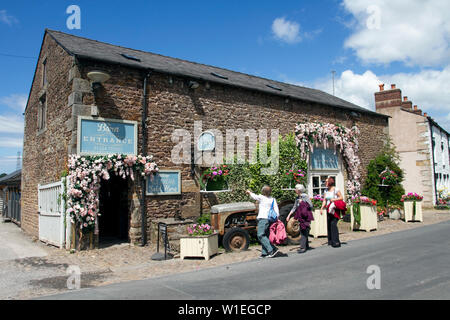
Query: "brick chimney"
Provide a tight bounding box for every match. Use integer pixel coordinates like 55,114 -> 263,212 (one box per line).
412,105 -> 423,115
375,83 -> 402,110
401,96 -> 412,109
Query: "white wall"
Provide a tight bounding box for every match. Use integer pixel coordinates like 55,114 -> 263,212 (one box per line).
432,125 -> 450,200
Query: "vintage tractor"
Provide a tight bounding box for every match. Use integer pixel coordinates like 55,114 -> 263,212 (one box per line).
210,200 -> 301,251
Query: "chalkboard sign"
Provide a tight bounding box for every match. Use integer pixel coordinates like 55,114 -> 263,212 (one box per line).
77,116 -> 137,155
146,170 -> 181,195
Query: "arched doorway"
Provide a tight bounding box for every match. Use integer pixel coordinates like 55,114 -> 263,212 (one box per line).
98,174 -> 129,245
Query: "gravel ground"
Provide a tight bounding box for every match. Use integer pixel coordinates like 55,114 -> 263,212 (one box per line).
4,209 -> 450,300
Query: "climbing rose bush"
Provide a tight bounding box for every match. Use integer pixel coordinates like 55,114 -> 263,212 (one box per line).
295,122 -> 361,196
67,154 -> 158,233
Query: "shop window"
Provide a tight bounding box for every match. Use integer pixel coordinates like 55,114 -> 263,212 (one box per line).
308,147 -> 343,198
312,174 -> 337,196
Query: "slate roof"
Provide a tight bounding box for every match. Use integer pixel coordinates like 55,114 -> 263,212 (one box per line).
46,29 -> 387,118
0,169 -> 21,186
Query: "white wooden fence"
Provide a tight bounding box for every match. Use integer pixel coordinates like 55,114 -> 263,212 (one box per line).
38,180 -> 68,248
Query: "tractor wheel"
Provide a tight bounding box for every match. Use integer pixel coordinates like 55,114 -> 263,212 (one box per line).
223,227 -> 250,252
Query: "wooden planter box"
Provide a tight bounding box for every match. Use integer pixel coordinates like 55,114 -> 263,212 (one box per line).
403,200 -> 423,222
350,204 -> 377,232
310,209 -> 327,238
180,233 -> 219,261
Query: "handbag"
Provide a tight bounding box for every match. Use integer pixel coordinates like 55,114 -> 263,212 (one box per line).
268,199 -> 278,223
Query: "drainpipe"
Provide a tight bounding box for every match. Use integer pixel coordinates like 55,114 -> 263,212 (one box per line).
141,70 -> 151,246
428,117 -> 438,205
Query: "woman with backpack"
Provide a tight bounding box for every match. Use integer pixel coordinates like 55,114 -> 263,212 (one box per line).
320,177 -> 343,248
246,186 -> 279,258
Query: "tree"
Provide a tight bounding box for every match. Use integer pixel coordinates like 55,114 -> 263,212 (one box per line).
362,137 -> 405,207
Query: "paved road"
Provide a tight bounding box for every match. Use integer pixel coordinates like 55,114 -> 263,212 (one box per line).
40,220 -> 450,300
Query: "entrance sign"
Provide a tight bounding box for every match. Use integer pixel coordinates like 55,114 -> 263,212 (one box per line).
146,170 -> 181,195
198,131 -> 215,151
77,116 -> 137,155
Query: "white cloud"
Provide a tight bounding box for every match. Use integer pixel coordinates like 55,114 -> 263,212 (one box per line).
0,10 -> 18,26
312,67 -> 450,132
0,114 -> 24,134
342,0 -> 450,66
0,137 -> 23,148
0,94 -> 27,112
272,17 -> 302,44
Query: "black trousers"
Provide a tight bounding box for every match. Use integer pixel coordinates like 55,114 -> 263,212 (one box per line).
300,227 -> 310,250
327,214 -> 340,246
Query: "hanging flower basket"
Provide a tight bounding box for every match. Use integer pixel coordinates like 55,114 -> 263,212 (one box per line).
200,165 -> 230,191
206,178 -> 228,191
379,167 -> 398,186
282,169 -> 306,189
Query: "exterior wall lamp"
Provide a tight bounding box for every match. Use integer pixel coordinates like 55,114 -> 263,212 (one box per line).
87,70 -> 111,91
188,80 -> 200,89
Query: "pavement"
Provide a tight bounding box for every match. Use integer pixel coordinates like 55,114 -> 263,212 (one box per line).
0,221 -> 47,261
39,219 -> 450,300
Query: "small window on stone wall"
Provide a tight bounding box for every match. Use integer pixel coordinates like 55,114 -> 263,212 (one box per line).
38,94 -> 47,131
42,58 -> 48,86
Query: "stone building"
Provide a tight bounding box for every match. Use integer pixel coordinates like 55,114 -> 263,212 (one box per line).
375,84 -> 450,206
22,29 -> 389,247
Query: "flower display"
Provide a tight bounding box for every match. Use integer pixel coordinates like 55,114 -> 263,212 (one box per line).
311,194 -> 324,209
200,164 -> 229,190
67,154 -> 158,233
202,165 -> 229,181
284,169 -> 307,185
379,168 -> 398,185
351,195 -> 377,206
187,223 -> 215,236
295,122 -> 361,196
401,193 -> 423,202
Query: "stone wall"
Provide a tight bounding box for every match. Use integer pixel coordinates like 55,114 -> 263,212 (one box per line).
78,60 -> 388,243
22,41 -> 388,243
21,34 -> 74,237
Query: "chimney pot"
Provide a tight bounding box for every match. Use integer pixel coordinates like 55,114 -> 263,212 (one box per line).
391,84 -> 396,89
414,105 -> 418,110
379,84 -> 384,91
403,96 -> 408,101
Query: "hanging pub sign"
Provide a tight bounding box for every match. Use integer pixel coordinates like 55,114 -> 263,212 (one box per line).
146,170 -> 181,195
77,116 -> 138,155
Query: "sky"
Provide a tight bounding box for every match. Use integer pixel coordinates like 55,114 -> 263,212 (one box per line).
0,0 -> 449,174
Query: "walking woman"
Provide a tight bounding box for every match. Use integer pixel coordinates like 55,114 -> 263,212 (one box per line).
287,184 -> 314,253
246,186 -> 279,258
320,177 -> 343,248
